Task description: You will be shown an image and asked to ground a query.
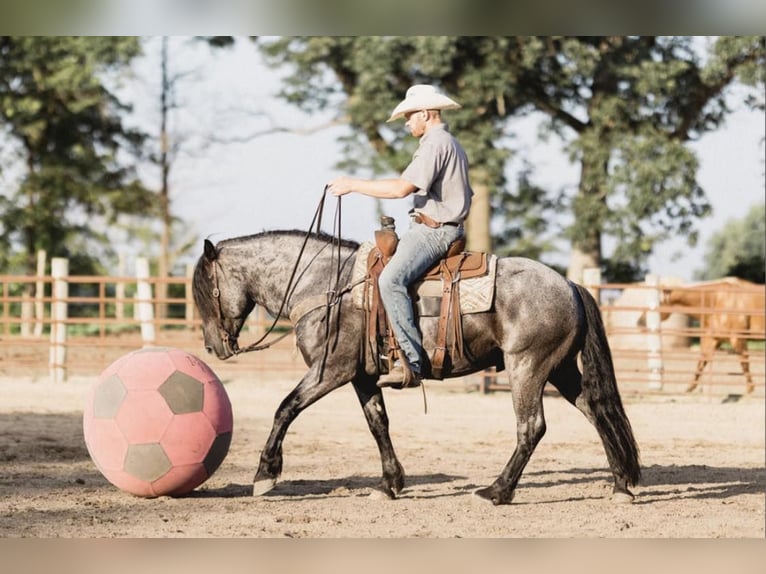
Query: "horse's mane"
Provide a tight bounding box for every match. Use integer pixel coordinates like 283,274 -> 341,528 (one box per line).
219,229 -> 361,251
193,230 -> 361,316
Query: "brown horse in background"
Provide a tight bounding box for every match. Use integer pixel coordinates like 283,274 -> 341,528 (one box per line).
659,278 -> 765,393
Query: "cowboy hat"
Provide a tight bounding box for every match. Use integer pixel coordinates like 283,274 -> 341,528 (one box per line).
387,84 -> 461,122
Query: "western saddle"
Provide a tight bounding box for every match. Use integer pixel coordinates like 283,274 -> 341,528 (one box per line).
365,217 -> 488,380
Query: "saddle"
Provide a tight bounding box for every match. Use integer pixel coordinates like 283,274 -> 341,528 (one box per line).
365,221 -> 489,380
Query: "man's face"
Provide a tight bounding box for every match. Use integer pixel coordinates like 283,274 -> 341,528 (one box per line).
404,110 -> 427,137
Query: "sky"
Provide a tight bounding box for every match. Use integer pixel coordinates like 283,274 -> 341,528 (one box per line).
124,37 -> 765,282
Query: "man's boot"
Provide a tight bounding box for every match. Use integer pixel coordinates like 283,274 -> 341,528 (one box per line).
377,354 -> 422,389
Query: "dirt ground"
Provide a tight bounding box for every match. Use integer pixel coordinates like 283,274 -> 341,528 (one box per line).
1,370 -> 763,538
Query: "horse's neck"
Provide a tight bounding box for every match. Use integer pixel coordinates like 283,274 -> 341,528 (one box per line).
234,234 -> 356,315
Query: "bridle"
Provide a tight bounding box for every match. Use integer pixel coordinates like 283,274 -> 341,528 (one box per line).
208,251 -> 293,355
207,186 -> 347,356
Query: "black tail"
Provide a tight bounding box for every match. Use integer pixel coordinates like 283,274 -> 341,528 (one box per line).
574,284 -> 641,486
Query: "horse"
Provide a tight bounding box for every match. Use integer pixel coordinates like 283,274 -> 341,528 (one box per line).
192,230 -> 641,505
656,279 -> 765,393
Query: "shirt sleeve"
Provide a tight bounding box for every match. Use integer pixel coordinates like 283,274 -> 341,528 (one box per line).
401,140 -> 442,194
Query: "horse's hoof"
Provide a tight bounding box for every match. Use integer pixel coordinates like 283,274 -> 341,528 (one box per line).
252,478 -> 277,496
473,486 -> 512,505
612,491 -> 635,504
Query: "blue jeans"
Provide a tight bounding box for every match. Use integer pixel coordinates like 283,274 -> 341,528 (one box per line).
378,221 -> 464,374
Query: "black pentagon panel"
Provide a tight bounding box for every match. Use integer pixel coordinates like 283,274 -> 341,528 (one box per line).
93,375 -> 127,418
203,431 -> 232,476
124,443 -> 171,482
159,372 -> 204,414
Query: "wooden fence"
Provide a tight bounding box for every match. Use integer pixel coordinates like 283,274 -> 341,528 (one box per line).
1,260 -> 763,398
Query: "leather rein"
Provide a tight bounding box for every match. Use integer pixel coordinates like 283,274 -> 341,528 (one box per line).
210,187 -> 352,356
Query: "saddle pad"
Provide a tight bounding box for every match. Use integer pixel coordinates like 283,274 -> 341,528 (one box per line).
351,242 -> 375,308
414,253 -> 497,314
350,242 -> 497,315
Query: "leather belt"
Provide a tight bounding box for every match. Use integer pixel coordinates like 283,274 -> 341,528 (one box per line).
411,212 -> 461,229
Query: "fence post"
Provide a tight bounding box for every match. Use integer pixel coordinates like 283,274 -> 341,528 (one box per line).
135,257 -> 156,345
645,274 -> 663,390
115,253 -> 126,321
49,257 -> 68,383
20,291 -> 32,337
185,263 -> 195,326
34,249 -> 46,338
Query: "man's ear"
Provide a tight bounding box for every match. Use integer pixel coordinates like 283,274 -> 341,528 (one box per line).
203,239 -> 218,261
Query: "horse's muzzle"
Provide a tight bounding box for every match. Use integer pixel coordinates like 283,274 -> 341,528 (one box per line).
205,333 -> 239,360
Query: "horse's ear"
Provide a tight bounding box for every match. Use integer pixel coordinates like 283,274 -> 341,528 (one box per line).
203,239 -> 218,261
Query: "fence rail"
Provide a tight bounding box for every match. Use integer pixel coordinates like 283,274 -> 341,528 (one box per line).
1,263 -> 763,398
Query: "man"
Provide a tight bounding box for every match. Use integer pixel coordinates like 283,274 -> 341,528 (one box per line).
328,84 -> 473,389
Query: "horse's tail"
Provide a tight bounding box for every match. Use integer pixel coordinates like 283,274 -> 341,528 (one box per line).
574,283 -> 641,487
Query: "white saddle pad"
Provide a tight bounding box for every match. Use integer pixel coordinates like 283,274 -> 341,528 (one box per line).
351,242 -> 497,315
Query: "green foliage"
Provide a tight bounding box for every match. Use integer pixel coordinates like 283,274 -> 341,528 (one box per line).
0,37 -> 156,275
255,36 -> 764,278
258,36 -> 513,188
706,36 -> 765,111
698,203 -> 766,283
492,162 -> 562,260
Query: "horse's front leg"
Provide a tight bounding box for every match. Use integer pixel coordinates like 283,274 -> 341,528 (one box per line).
252,364 -> 344,496
351,376 -> 405,499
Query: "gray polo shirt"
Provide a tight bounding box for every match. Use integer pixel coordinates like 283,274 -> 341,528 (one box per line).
400,123 -> 473,224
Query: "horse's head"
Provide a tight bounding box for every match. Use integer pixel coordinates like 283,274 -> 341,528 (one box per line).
192,239 -> 255,360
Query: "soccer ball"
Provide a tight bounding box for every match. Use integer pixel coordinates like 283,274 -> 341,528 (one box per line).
83,347 -> 233,497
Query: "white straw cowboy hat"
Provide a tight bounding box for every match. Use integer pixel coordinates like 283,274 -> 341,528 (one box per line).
387,84 -> 461,122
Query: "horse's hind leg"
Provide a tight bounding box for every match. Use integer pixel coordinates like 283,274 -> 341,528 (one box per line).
475,359 -> 548,505
350,376 -> 405,499
732,339 -> 755,394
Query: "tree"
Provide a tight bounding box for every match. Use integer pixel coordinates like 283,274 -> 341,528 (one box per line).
255,36 -> 765,281
257,37 -> 513,255
697,203 -> 766,283
0,36 -> 156,276
142,36 -> 231,318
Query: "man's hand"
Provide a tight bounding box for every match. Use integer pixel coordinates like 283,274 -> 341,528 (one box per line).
327,176 -> 357,197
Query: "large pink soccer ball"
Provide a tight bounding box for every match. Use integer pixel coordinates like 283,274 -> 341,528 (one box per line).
83,347 -> 233,497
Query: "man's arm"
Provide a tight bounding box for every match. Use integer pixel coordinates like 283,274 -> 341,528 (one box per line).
328,176 -> 417,199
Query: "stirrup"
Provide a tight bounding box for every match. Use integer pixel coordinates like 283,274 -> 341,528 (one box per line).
376,364 -> 422,389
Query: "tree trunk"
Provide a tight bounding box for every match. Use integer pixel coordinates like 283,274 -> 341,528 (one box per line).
566,155 -> 605,283
156,36 -> 171,321
567,248 -> 601,284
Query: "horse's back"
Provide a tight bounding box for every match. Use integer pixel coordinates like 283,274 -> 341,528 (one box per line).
491,257 -> 581,349
495,256 -> 574,304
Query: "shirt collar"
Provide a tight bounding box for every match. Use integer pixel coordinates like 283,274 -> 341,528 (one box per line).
420,122 -> 449,142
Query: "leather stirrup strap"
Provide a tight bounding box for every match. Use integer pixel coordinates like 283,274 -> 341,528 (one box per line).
431,262 -> 454,380
451,279 -> 464,359
366,251 -> 384,354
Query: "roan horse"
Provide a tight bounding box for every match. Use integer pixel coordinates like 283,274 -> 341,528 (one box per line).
192,230 -> 641,505
656,279 -> 765,393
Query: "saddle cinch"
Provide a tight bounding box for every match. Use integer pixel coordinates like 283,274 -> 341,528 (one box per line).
365,217 -> 489,380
